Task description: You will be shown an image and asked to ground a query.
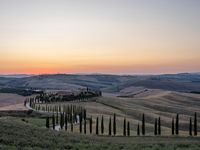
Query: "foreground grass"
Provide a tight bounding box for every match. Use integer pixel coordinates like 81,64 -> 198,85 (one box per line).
0,117 -> 200,150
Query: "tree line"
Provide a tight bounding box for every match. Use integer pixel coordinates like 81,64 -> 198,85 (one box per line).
46,112 -> 198,137
26,88 -> 102,104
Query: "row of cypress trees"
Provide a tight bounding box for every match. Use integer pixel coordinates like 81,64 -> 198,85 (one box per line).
188,112 -> 197,136
26,89 -> 102,105
46,113 -> 131,136
46,112 -> 198,136
30,102 -> 85,115
44,104 -> 87,132
85,114 -> 130,136
171,113 -> 197,136
154,117 -> 161,135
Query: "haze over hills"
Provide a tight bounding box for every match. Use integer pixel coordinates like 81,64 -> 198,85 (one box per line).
0,73 -> 200,94
0,74 -> 34,78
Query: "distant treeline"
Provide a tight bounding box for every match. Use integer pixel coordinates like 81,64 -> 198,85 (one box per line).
0,88 -> 43,96
190,91 -> 200,94
28,89 -> 102,104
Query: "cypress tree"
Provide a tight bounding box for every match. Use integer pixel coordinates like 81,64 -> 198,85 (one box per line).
83,109 -> 86,121
172,118 -> 174,135
46,117 -> 49,128
142,113 -> 145,136
127,121 -> 130,136
89,116 -> 92,134
62,113 -> 65,129
96,117 -> 99,135
194,112 -> 197,136
71,113 -> 73,132
101,115 -> 104,134
158,117 -> 161,135
176,114 -> 179,135
80,113 -> 82,133
109,116 -> 112,136
84,119 -> 86,134
52,114 -> 55,130
189,117 -> 192,136
154,118 -> 157,135
123,117 -> 126,136
137,123 -> 140,136
56,112 -> 59,124
65,114 -> 68,131
113,113 -> 116,136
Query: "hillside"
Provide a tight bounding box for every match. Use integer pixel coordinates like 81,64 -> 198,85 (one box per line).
0,93 -> 26,110
0,74 -> 200,149
0,73 -> 200,93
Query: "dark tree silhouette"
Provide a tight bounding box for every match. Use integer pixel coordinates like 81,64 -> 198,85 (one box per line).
109,116 -> 112,136
65,114 -> 68,131
56,112 -> 59,124
172,118 -> 174,135
96,117 -> 99,135
89,116 -> 92,134
189,117 -> 192,136
101,115 -> 104,134
71,113 -> 73,132
123,117 -> 126,136
52,114 -> 55,130
142,113 -> 145,136
80,113 -> 82,133
59,113 -> 62,129
127,121 -> 130,136
83,109 -> 86,121
113,113 -> 116,136
84,119 -> 86,134
194,112 -> 197,136
137,123 -> 140,136
158,117 -> 161,135
154,118 -> 157,135
176,114 -> 179,135
46,117 -> 49,128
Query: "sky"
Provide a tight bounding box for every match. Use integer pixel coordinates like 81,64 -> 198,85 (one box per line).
0,0 -> 200,74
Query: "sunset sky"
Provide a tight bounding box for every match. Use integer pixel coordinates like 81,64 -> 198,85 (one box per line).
0,0 -> 200,74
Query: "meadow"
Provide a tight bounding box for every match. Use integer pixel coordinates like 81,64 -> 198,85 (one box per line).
1,116 -> 200,150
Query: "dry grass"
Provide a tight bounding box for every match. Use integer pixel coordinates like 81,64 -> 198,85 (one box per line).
0,93 -> 27,110
36,91 -> 200,136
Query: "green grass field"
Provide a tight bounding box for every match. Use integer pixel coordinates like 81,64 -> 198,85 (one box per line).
1,116 -> 200,150
0,117 -> 200,150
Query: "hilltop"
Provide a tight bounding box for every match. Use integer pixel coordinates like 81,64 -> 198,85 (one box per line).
0,73 -> 200,94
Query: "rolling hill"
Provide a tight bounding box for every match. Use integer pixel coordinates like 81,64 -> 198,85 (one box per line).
0,73 -> 200,94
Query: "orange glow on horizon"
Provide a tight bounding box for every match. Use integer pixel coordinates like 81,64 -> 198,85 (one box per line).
0,1 -> 200,74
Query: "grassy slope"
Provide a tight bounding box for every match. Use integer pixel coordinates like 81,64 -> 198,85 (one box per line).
36,91 -> 200,136
1,117 -> 200,150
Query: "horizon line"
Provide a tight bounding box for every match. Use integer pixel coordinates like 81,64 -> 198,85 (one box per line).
0,71 -> 199,76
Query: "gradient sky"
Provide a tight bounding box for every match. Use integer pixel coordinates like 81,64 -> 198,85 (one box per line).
0,0 -> 200,74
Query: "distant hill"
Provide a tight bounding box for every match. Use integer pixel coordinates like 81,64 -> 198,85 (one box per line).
0,73 -> 200,93
0,74 -> 33,78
